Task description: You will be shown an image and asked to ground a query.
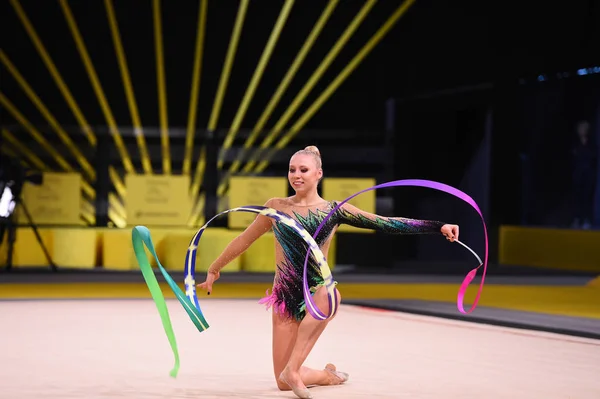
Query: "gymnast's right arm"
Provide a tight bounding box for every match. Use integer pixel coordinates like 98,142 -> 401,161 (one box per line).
197,199 -> 275,294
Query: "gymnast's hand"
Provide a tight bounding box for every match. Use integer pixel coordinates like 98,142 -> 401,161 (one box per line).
197,269 -> 220,295
441,224 -> 459,242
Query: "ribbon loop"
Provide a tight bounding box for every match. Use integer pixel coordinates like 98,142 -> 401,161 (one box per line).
133,179 -> 488,377
132,206 -> 333,377
182,206 -> 336,318
303,179 -> 488,319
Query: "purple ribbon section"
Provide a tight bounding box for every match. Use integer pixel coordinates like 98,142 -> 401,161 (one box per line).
302,179 -> 488,320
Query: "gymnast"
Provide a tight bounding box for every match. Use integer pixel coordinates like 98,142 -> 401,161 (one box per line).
197,146 -> 459,398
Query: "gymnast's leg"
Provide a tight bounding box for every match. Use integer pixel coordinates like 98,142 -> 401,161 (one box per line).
272,310 -> 299,390
276,287 -> 345,397
272,309 -> 345,392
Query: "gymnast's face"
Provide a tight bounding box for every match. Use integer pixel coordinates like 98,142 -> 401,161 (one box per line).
288,154 -> 322,194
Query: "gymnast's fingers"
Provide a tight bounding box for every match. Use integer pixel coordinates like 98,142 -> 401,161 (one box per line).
197,278 -> 211,292
202,274 -> 216,295
197,282 -> 213,295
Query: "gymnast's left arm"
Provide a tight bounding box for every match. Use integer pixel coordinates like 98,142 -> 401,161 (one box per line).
335,202 -> 459,241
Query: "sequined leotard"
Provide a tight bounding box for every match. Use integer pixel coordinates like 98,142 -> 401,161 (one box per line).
253,197 -> 446,321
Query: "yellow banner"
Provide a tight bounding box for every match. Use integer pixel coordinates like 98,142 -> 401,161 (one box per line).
18,172 -> 82,225
228,176 -> 288,228
323,177 -> 376,233
125,174 -> 191,226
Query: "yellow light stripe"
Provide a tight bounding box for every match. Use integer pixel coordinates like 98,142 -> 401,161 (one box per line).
241,0 -> 377,174
0,93 -> 80,182
109,167 -> 125,199
0,145 -> 23,164
0,50 -> 95,181
0,99 -> 127,223
8,0 -> 95,147
104,0 -> 153,175
104,207 -> 127,227
2,129 -> 47,171
107,195 -> 125,224
254,0 -> 417,173
0,95 -> 92,206
208,0 -> 249,132
81,201 -> 96,225
108,193 -> 126,218
1,128 -> 96,225
108,172 -> 126,203
183,0 -> 208,175
217,0 -> 295,170
0,140 -> 124,228
8,0 -> 126,207
82,201 -> 95,215
101,194 -> 126,226
1,133 -> 123,227
0,49 -> 126,211
189,0 -> 249,200
152,0 -> 170,174
58,0 -> 135,175
0,145 -> 30,168
216,0 -> 339,196
80,212 -> 95,226
186,148 -> 205,225
187,192 -> 206,227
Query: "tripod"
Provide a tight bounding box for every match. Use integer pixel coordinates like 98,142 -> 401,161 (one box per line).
3,194 -> 57,272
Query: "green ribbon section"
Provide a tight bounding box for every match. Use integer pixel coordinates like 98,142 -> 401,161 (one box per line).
131,225 -> 210,378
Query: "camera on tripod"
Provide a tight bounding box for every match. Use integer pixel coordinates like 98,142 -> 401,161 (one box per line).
0,155 -> 57,271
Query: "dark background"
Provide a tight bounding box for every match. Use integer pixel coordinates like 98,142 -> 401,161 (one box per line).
2,0 -> 597,130
1,0 -> 599,269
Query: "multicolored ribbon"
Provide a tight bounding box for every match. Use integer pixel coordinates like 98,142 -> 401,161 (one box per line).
133,179 -> 487,377
132,205 -> 334,377
183,205 -> 336,318
301,179 -> 488,321
131,226 -> 210,378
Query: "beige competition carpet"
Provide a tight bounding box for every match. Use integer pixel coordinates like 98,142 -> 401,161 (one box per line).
1,299 -> 599,399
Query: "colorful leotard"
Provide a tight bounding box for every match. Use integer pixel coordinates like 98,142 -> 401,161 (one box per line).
255,197 -> 446,321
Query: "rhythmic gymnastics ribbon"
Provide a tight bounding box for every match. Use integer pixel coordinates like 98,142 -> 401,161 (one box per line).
183,205 -> 336,318
132,226 -> 209,377
133,179 -> 486,377
131,205 -> 333,377
302,179 -> 488,321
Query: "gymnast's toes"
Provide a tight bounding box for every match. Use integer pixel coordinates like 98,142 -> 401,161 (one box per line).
324,363 -> 349,384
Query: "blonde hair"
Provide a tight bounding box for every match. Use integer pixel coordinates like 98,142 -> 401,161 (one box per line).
294,145 -> 322,169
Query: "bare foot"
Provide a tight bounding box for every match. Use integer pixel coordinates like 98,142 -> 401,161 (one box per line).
324,363 -> 349,385
279,367 -> 312,399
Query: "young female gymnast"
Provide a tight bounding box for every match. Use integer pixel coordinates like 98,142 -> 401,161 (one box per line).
198,146 -> 459,398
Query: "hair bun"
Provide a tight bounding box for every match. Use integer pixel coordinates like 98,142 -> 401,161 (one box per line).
304,145 -> 321,157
